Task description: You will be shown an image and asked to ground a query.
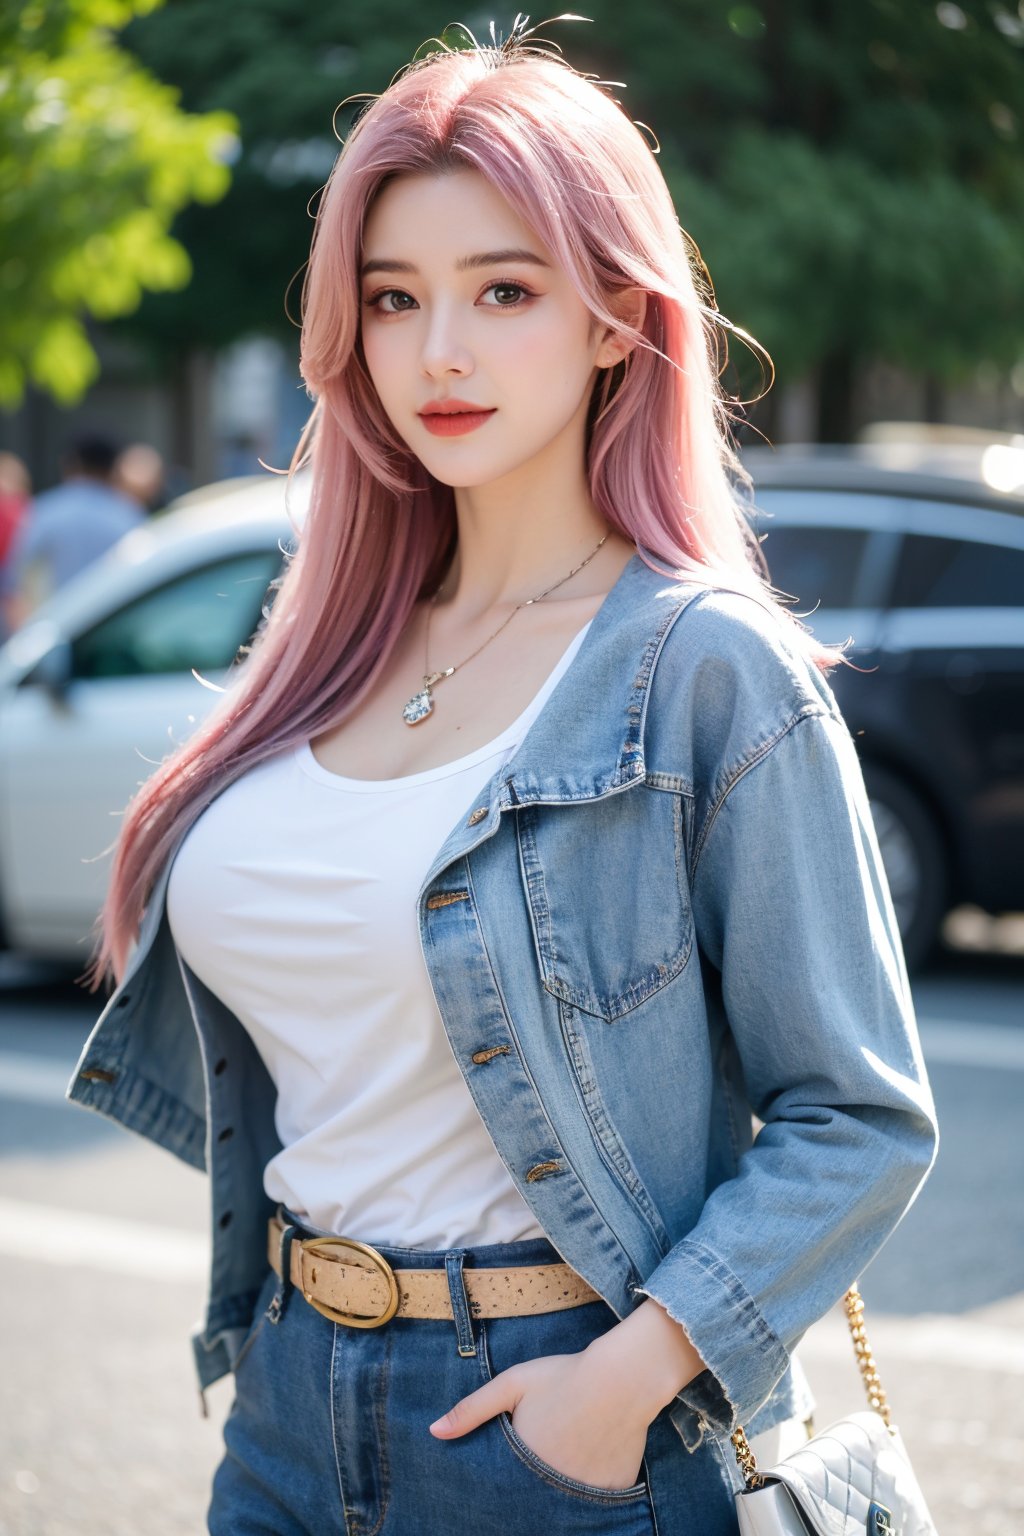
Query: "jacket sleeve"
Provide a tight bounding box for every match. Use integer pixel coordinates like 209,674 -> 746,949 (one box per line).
632,702 -> 939,1437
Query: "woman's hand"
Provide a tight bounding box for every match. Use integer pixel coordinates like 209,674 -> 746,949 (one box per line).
428,1298 -> 707,1491
429,1344 -> 653,1490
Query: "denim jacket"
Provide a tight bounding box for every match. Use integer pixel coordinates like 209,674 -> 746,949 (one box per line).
67,551 -> 938,1454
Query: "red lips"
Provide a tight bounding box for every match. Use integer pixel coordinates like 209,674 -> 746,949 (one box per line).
418,399 -> 497,437
419,397 -> 489,415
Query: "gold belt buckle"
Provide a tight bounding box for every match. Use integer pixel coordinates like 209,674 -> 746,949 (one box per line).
299,1235 -> 400,1329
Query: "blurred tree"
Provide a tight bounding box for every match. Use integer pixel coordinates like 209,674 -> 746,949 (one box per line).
117,1 -> 1024,439
633,0 -> 1024,438
113,0 -> 409,355
0,0 -> 237,408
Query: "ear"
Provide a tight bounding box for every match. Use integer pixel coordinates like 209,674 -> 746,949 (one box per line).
594,288 -> 648,369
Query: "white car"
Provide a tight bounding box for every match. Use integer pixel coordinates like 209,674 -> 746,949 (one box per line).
5,440 -> 1020,970
0,473 -> 305,962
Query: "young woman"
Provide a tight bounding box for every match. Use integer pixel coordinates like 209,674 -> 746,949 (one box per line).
73,23 -> 938,1536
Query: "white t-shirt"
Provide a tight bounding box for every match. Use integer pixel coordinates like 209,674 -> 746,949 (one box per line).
166,619 -> 592,1248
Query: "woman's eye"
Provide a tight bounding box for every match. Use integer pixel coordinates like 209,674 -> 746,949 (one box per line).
364,289 -> 417,313
363,282 -> 533,314
482,281 -> 531,307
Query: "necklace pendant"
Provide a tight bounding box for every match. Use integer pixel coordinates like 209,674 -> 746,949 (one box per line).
402,686 -> 434,726
403,667 -> 453,726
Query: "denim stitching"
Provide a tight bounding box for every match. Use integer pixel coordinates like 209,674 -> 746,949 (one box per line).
517,804 -> 559,986
445,1250 -> 477,1358
230,1270 -> 276,1374
692,707 -> 827,882
330,1325 -> 354,1535
466,855 -> 647,1275
553,951 -> 691,1022
633,582 -> 711,775
462,858 -> 582,1188
519,788 -> 693,1021
672,792 -> 684,885
328,1317 -> 391,1536
644,770 -> 689,792
678,1239 -> 785,1360
497,1410 -> 651,1504
557,999 -> 670,1251
362,1325 -> 390,1536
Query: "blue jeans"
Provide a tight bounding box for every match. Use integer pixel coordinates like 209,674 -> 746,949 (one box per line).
209,1226 -> 742,1534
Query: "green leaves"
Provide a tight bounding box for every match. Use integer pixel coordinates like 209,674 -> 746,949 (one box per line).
614,0 -> 1024,422
0,0 -> 237,407
6,0 -> 1020,426
667,125 -> 1024,390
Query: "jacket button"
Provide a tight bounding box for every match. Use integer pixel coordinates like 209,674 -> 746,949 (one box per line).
471,1045 -> 510,1064
525,1160 -> 563,1182
466,807 -> 487,826
426,890 -> 469,910
79,1067 -> 117,1084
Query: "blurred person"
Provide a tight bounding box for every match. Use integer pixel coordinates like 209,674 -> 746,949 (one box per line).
0,431 -> 144,632
0,451 -> 31,644
0,450 -> 31,561
74,26 -> 938,1536
113,441 -> 168,513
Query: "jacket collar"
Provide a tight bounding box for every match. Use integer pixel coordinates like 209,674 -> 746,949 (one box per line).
416,550 -> 703,899
497,548 -> 698,806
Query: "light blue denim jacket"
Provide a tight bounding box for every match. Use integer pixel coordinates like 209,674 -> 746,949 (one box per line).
67,551 -> 938,1454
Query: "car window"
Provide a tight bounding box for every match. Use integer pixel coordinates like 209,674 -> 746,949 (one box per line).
891,534 -> 1024,607
756,525 -> 869,609
71,549 -> 283,679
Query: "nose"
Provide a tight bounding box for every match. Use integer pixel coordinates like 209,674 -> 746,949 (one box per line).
419,299 -> 474,381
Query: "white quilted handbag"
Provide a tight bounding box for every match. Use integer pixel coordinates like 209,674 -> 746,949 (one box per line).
732,1287 -> 938,1536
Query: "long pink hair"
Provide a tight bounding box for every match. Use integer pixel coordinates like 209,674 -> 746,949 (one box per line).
82,37 -> 844,992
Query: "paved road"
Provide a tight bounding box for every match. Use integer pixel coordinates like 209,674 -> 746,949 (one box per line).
0,948 -> 1021,1535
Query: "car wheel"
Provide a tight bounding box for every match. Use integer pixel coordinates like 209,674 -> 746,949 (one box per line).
863,763 -> 948,973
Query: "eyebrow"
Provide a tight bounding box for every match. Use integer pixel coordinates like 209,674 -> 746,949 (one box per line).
360,248 -> 551,278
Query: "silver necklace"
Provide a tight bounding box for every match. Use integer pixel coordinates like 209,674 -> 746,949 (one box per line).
402,534 -> 608,726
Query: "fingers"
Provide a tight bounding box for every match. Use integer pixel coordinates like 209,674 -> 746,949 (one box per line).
429,1372 -> 522,1438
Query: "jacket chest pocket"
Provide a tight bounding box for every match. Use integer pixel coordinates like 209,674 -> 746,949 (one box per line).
513,788 -> 693,1023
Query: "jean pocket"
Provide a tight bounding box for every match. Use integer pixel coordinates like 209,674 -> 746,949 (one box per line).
478,1317 -> 656,1514
497,1409 -> 652,1503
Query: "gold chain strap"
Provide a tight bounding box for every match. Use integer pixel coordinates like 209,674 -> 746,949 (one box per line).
844,1286 -> 892,1429
729,1283 -> 892,1490
731,1423 -> 764,1489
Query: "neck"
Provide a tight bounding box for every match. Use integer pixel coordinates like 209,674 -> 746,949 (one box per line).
437,402 -> 619,616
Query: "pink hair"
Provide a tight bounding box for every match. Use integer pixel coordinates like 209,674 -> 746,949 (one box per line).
82,40 -> 844,992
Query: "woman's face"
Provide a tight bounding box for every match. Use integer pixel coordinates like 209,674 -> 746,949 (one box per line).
359,169 -> 607,490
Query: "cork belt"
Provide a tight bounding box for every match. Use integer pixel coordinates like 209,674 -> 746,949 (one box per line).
267,1214 -> 601,1329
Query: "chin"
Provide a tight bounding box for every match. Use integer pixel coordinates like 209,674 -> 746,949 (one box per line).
430,476 -> 505,495
426,433 -> 567,484
418,454 -> 528,490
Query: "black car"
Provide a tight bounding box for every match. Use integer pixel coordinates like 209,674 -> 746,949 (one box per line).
740,441 -> 1024,970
